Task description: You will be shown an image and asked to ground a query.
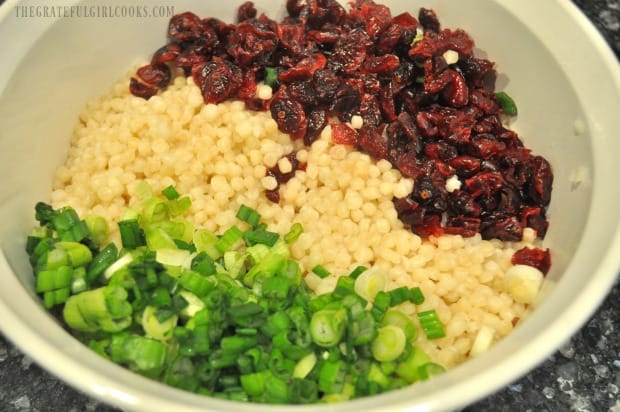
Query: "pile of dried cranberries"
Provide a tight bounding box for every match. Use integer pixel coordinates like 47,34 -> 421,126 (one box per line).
130,0 -> 553,248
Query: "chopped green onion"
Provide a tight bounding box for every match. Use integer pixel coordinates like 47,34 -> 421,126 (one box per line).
84,215 -> 108,247
293,352 -> 317,379
318,359 -> 346,394
371,325 -> 406,362
417,362 -> 446,380
193,229 -> 221,260
179,270 -> 215,297
354,267 -> 387,302
168,196 -> 192,217
409,287 -> 425,304
161,185 -> 180,200
381,310 -> 417,341
110,334 -> 167,375
34,202 -> 56,227
244,228 -> 280,247
311,264 -> 330,279
417,309 -> 446,339
236,204 -> 261,227
395,345 -> 431,383
87,243 -> 119,282
142,305 -> 177,341
36,265 -> 73,293
348,265 -> 367,279
332,275 -> 355,299
63,285 -> 132,333
190,251 -> 216,276
495,91 -> 518,116
388,286 -> 411,307
309,308 -> 347,347
264,374 -> 290,404
215,226 -> 244,253
284,222 -> 303,244
264,67 -> 279,89
27,185 -> 449,403
240,370 -> 270,397
118,219 -> 146,249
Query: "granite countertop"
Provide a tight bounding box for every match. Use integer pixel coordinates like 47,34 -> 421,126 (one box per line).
1,1 -> 619,411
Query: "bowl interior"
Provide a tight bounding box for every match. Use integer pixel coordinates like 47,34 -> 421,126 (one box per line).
0,0 -> 618,411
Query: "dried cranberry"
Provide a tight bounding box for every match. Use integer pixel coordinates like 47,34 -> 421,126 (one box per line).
136,63 -> 171,88
286,0 -> 306,17
528,156 -> 553,206
237,1 -> 257,22
351,1 -> 392,38
168,12 -> 204,42
226,20 -> 279,67
450,156 -> 481,177
358,126 -> 389,160
305,108 -> 328,145
359,94 -> 382,128
313,68 -> 341,104
418,7 -> 440,32
481,214 -> 523,241
331,28 -> 371,74
445,216 -> 480,237
276,23 -> 308,56
512,247 -> 551,275
469,134 -> 507,159
192,59 -> 243,104
333,82 -> 362,121
270,96 -> 308,140
331,123 -> 358,145
363,54 -> 400,75
151,43 -> 182,65
279,53 -> 327,82
520,206 -> 549,238
465,171 -> 505,198
129,77 -> 159,99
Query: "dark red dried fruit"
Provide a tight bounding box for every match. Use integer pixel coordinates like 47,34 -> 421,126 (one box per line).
331,28 -> 372,74
270,96 -> 307,140
192,59 -> 243,104
481,214 -> 523,241
363,54 -> 400,75
265,152 -> 307,203
276,23 -> 308,56
279,53 -> 327,82
331,123 -> 358,145
131,1 -> 554,244
137,63 -> 171,88
305,108 -> 328,145
528,156 -> 553,206
351,1 -> 392,38
512,247 -> 551,275
151,43 -> 182,65
129,77 -> 158,99
418,7 -> 440,32
226,20 -> 279,67
358,126 -> 388,160
168,12 -> 204,42
465,171 -> 505,198
237,1 -> 257,22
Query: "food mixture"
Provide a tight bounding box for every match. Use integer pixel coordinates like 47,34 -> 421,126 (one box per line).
29,0 -> 553,404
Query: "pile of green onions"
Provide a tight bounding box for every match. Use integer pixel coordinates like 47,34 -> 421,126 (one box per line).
26,183 -> 446,404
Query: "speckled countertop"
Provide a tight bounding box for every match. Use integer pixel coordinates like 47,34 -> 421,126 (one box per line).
1,1 -> 619,411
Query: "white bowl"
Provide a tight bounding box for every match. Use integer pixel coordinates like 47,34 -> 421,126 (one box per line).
0,0 -> 618,411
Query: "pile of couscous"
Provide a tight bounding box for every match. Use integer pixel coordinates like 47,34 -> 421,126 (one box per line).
51,71 -> 542,368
